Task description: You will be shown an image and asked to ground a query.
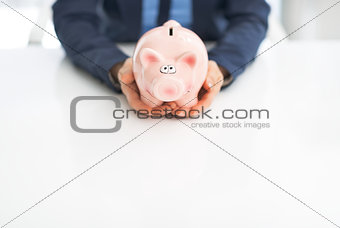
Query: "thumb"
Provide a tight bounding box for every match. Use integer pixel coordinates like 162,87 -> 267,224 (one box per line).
118,59 -> 135,85
119,69 -> 135,85
203,76 -> 213,91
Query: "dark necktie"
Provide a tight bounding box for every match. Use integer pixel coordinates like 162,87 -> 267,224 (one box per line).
157,0 -> 171,26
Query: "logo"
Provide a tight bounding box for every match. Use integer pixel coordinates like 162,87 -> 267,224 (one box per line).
70,96 -> 122,133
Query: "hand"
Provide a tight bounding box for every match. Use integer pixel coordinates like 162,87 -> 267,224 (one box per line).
173,60 -> 225,117
194,60 -> 225,109
115,58 -> 175,116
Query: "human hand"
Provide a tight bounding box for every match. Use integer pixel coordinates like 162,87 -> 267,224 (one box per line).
116,58 -> 176,116
173,60 -> 225,117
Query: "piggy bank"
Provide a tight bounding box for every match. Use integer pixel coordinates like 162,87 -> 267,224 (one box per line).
132,20 -> 208,108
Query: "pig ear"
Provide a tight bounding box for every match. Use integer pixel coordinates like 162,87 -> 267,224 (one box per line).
140,48 -> 162,67
177,52 -> 197,68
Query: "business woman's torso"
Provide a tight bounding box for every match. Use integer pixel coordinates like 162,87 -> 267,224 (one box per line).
98,0 -> 228,42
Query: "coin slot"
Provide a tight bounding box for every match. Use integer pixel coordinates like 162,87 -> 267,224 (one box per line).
169,27 -> 173,36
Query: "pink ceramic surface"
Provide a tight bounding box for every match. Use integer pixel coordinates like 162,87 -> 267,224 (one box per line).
132,20 -> 208,107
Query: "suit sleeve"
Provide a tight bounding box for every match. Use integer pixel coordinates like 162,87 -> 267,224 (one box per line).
52,0 -> 128,92
208,0 -> 270,79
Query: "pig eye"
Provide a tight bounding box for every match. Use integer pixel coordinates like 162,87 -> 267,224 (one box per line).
160,65 -> 169,74
168,65 -> 176,74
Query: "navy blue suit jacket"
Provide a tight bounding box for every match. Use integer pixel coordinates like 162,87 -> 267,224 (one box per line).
52,0 -> 270,92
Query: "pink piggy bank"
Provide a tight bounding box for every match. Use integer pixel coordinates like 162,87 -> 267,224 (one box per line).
132,20 -> 208,108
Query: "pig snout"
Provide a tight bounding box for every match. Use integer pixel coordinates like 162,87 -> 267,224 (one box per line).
152,77 -> 185,102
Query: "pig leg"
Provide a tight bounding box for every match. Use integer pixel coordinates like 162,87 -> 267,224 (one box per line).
140,91 -> 163,107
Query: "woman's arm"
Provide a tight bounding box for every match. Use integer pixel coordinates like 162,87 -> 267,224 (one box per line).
53,0 -> 128,92
208,0 -> 270,84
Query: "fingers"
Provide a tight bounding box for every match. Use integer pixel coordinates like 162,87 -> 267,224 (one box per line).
121,82 -> 174,117
193,82 -> 220,111
164,101 -> 177,109
119,59 -> 224,118
157,103 -> 174,116
172,107 -> 191,117
128,97 -> 153,113
166,61 -> 225,117
121,82 -> 139,102
118,58 -> 150,112
191,61 -> 224,112
120,83 -> 152,113
118,58 -> 135,85
192,91 -> 215,112
205,61 -> 223,89
128,100 -> 173,117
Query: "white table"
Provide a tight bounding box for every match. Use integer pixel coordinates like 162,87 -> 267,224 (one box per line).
0,41 -> 340,228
